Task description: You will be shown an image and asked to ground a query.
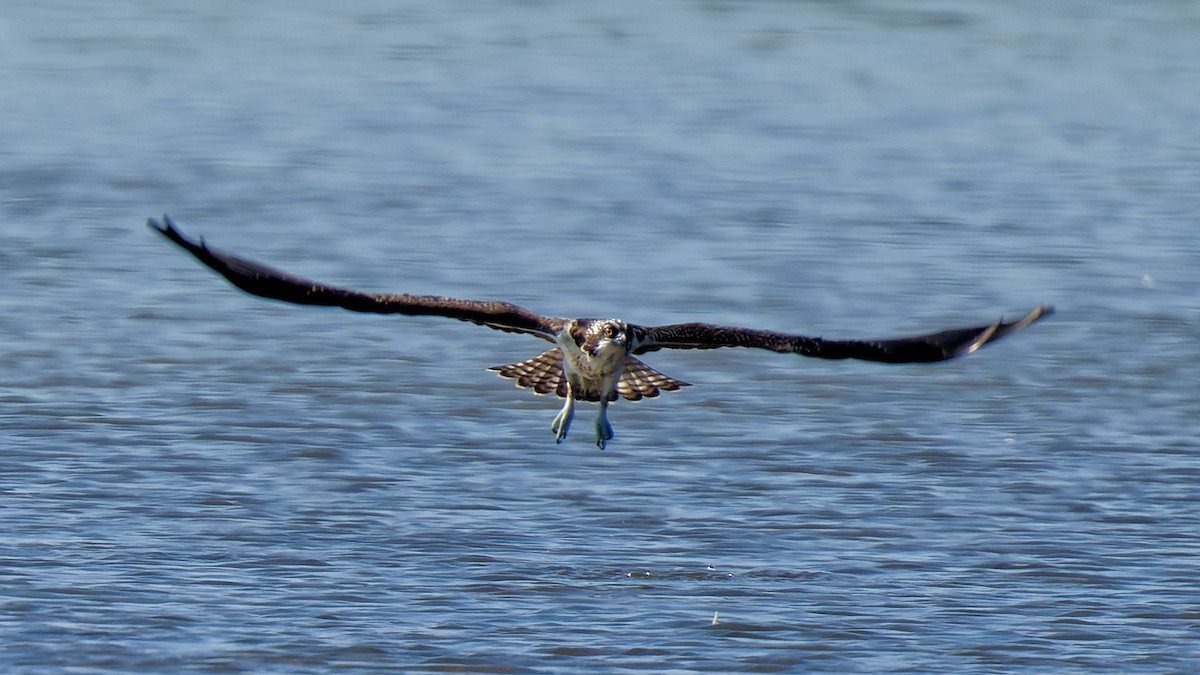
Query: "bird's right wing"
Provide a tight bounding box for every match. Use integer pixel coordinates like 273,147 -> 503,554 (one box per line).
148,215 -> 563,341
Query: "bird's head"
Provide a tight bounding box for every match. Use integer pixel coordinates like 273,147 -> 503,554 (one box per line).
583,319 -> 633,357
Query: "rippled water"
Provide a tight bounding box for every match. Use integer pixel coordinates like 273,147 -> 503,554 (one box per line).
3,1 -> 1199,671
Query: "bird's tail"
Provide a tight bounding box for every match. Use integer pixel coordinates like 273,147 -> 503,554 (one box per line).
489,350 -> 690,402
489,349 -> 568,398
616,357 -> 690,401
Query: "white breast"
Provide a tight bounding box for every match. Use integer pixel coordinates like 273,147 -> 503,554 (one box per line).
554,325 -> 628,400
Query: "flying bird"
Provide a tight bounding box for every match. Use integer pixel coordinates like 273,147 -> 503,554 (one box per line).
148,216 -> 1052,449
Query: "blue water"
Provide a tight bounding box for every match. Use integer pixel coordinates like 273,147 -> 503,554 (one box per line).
2,1 -> 1199,671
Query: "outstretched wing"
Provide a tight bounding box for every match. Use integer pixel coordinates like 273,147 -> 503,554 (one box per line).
634,305 -> 1052,364
148,215 -> 564,341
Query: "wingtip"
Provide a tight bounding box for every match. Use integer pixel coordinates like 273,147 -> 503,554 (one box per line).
148,214 -> 208,248
964,318 -> 1002,355
146,213 -> 178,236
1016,304 -> 1054,329
956,304 -> 1052,359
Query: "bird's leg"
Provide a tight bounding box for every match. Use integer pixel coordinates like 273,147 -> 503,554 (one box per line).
593,399 -> 614,450
551,392 -> 575,444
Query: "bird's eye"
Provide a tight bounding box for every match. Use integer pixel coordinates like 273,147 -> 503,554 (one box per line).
603,325 -> 616,338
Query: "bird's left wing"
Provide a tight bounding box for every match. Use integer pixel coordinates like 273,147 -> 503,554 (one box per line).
634,305 -> 1052,363
148,216 -> 563,341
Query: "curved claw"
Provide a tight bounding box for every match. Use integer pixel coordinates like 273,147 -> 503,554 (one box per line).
551,396 -> 574,444
594,401 -> 614,450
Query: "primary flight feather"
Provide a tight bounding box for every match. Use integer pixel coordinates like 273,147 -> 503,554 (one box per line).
149,215 -> 1052,448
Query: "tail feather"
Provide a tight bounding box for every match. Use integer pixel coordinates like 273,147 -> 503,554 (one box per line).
617,357 -> 690,401
489,349 -> 568,398
491,351 -> 690,402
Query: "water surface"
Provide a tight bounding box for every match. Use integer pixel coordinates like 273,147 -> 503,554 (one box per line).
2,1 -> 1199,671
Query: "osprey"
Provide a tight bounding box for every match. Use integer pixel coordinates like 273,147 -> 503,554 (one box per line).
149,216 -> 1052,449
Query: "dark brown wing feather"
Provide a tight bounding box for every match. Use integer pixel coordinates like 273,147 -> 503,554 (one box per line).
634,305 -> 1052,364
148,216 -> 563,341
